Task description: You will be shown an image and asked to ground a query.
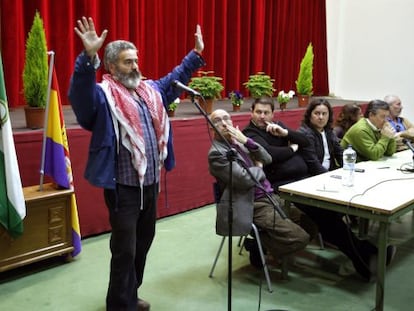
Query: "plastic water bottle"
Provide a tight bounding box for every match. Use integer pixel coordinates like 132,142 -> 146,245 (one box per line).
342,145 -> 356,186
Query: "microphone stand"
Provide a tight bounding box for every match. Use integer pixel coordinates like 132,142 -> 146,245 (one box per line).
403,139 -> 414,171
236,158 -> 287,219
237,159 -> 288,311
190,95 -> 287,311
189,94 -> 236,311
413,153 -> 414,170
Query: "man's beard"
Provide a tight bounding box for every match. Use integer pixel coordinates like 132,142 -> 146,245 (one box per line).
114,70 -> 142,89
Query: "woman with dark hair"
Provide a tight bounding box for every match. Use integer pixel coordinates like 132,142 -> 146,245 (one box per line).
298,99 -> 343,175
333,103 -> 362,140
297,99 -> 396,282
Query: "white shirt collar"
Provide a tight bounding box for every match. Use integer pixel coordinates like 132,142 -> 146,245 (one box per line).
366,118 -> 381,132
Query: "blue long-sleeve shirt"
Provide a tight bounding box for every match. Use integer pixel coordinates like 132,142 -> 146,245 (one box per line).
68,50 -> 205,189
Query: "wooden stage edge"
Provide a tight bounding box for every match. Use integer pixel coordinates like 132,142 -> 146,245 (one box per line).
9,96 -> 361,133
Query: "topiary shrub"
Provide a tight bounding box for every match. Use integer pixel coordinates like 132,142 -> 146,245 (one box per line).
295,43 -> 314,96
22,11 -> 48,108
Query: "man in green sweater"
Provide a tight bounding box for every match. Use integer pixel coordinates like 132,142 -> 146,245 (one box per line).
341,99 -> 396,161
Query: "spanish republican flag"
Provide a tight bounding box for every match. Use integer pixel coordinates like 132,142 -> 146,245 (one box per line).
44,68 -> 81,256
0,53 -> 26,238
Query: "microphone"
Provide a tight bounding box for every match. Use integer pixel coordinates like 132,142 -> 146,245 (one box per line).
171,80 -> 200,96
402,139 -> 414,153
402,139 -> 414,172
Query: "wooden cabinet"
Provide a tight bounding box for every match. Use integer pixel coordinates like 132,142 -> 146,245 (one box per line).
0,184 -> 74,272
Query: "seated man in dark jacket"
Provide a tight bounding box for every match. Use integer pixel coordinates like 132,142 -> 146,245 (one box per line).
242,96 -> 310,190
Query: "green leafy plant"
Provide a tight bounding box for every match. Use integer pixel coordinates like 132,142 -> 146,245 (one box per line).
276,90 -> 295,110
243,72 -> 275,98
295,43 -> 314,96
277,90 -> 295,104
188,71 -> 224,99
23,11 -> 48,108
168,98 -> 180,111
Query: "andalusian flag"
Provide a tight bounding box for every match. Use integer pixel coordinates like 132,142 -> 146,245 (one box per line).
44,68 -> 81,256
0,53 -> 26,238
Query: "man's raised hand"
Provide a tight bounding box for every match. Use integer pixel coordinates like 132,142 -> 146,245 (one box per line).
74,16 -> 108,58
194,24 -> 204,54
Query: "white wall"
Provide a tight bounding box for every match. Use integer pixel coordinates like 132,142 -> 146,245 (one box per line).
326,0 -> 414,119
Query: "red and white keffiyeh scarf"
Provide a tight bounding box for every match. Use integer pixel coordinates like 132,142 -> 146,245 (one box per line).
100,74 -> 169,186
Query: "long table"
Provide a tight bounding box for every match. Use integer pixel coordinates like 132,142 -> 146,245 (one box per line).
278,150 -> 414,311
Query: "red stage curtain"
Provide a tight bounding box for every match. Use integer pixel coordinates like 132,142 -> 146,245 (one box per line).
1,0 -> 328,109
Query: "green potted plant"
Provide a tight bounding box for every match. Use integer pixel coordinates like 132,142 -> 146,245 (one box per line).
243,72 -> 275,98
22,11 -> 49,129
167,98 -> 180,117
228,90 -> 244,112
295,42 -> 314,107
276,90 -> 295,111
188,70 -> 224,114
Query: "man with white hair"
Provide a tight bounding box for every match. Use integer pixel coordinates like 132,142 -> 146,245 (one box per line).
384,94 -> 414,151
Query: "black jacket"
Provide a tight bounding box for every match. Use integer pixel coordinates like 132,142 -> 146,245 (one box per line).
298,124 -> 343,176
243,120 -> 310,188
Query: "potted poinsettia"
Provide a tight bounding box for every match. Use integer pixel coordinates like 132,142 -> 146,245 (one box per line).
243,72 -> 275,99
188,70 -> 224,114
276,90 -> 295,111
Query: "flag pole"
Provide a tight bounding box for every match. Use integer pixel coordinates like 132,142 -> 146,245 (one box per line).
39,50 -> 55,191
